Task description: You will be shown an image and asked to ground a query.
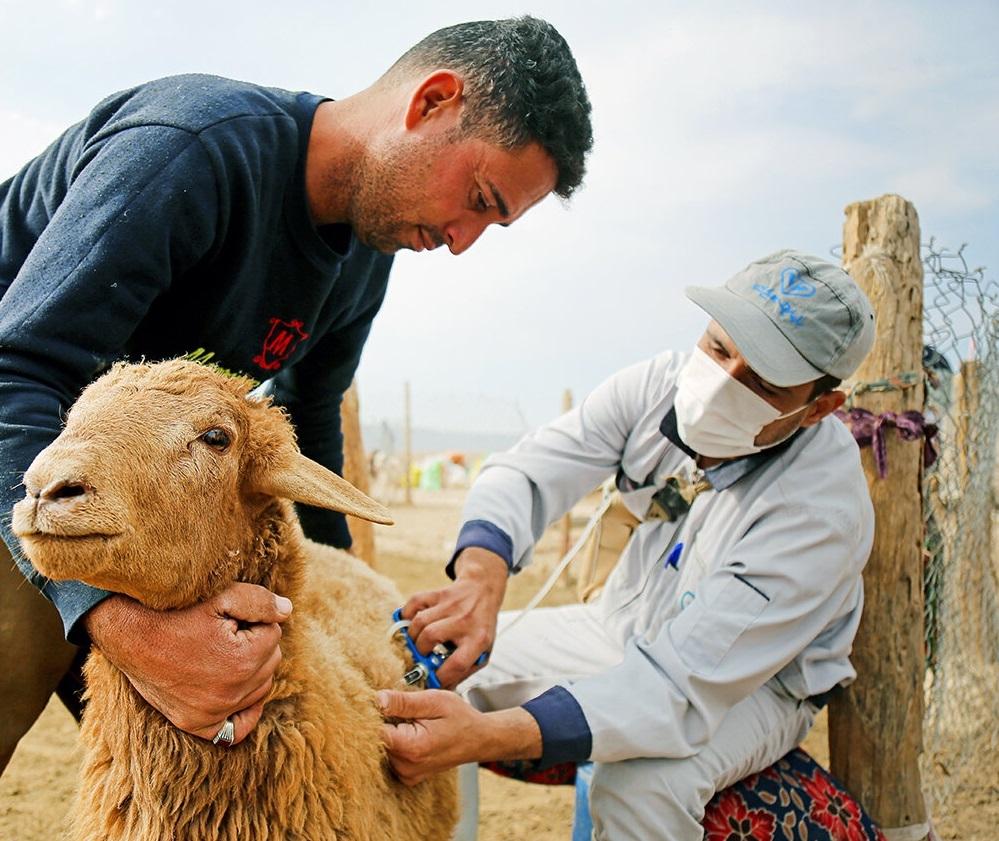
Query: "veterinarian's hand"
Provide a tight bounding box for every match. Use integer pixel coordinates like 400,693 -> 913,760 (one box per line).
401,547 -> 508,688
379,689 -> 542,786
84,582 -> 293,744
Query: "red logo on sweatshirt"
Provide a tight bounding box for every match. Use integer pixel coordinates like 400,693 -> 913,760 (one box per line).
253,318 -> 310,372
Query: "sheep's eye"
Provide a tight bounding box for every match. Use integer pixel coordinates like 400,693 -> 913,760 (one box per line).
200,428 -> 231,451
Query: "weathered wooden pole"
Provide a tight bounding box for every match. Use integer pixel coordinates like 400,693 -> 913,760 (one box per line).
828,194 -> 929,840
341,380 -> 376,567
953,360 -> 981,491
404,381 -> 413,506
560,389 -> 574,557
951,360 -> 986,661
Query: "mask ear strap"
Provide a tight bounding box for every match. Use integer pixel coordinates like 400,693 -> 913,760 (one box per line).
774,397 -> 817,422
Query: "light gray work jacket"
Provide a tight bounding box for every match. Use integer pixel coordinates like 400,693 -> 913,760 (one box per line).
461,351 -> 875,762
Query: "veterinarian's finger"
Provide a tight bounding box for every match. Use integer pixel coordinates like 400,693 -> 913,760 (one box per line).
380,722 -> 403,751
435,642 -> 489,689
413,610 -> 489,662
389,762 -> 426,787
380,722 -> 431,780
410,599 -> 483,651
401,589 -> 442,621
215,582 -> 294,625
407,606 -> 453,652
377,688 -> 453,720
380,735 -> 425,787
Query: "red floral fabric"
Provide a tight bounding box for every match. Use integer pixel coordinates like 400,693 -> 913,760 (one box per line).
703,789 -> 777,840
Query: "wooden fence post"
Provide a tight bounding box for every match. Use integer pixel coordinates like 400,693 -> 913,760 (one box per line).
341,379 -> 376,567
951,360 -> 988,661
828,194 -> 929,839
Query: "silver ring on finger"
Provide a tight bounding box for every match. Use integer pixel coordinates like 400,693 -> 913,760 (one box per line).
212,717 -> 235,747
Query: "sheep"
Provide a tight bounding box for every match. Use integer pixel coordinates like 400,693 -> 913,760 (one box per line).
11,359 -> 457,841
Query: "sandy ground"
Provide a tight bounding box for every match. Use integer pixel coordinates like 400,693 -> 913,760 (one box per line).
1,489 -> 992,839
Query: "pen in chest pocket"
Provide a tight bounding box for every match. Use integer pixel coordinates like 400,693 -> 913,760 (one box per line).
664,541 -> 684,570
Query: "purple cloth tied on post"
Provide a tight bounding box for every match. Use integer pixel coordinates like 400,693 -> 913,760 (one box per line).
835,408 -> 939,479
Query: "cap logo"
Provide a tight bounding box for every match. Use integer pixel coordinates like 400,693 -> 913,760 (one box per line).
752,282 -> 805,327
780,268 -> 816,298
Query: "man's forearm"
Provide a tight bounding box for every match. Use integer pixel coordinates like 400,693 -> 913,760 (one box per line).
480,706 -> 543,762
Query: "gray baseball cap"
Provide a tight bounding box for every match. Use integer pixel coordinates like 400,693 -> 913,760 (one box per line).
685,249 -> 876,387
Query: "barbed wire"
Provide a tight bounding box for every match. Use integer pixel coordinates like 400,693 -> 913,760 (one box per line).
922,238 -> 999,369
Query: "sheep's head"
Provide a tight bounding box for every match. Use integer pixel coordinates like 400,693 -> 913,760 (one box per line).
12,360 -> 392,609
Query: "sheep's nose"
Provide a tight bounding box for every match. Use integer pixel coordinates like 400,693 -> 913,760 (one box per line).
34,479 -> 94,507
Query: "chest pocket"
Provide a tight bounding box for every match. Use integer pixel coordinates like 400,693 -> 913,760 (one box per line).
671,575 -> 770,676
673,536 -> 711,606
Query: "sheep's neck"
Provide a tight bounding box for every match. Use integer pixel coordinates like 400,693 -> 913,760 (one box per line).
231,499 -> 305,602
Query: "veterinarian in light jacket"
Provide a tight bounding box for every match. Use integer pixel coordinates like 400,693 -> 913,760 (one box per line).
382,249 -> 876,840
0,17 -> 592,772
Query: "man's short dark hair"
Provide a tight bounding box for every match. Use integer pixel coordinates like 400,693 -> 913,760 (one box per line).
809,374 -> 842,400
388,16 -> 593,199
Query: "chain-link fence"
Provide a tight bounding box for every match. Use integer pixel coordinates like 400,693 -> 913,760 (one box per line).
918,240 -> 999,834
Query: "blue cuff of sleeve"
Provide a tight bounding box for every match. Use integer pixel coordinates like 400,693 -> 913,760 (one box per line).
445,519 -> 515,580
44,578 -> 113,645
522,685 -> 593,769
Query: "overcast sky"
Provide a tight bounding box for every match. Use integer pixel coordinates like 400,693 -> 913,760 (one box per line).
2,0 -> 996,436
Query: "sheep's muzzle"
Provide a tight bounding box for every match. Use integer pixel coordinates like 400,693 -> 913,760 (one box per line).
12,454 -> 128,582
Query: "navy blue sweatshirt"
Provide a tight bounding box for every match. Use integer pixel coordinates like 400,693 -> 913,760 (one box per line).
0,74 -> 393,640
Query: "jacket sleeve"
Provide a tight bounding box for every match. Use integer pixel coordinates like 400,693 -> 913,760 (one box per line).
455,358 -> 656,572
0,125 -> 219,640
266,257 -> 391,549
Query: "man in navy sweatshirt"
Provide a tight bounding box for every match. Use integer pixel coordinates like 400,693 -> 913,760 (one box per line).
0,16 -> 592,770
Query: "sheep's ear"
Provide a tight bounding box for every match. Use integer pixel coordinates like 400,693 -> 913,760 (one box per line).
255,452 -> 393,525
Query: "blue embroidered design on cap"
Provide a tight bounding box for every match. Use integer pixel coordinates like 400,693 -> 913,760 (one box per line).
752,283 -> 805,327
780,268 -> 816,298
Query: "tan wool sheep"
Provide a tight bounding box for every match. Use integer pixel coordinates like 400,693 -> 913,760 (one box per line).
12,359 -> 457,841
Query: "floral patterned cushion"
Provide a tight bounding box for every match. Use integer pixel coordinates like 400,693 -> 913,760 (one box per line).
481,748 -> 886,840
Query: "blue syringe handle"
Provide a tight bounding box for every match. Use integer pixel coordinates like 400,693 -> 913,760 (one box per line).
392,608 -> 489,688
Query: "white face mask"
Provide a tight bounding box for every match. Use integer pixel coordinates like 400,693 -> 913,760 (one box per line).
674,347 -> 813,458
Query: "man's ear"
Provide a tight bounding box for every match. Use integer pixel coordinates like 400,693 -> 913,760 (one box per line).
404,70 -> 464,131
801,390 -> 847,428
